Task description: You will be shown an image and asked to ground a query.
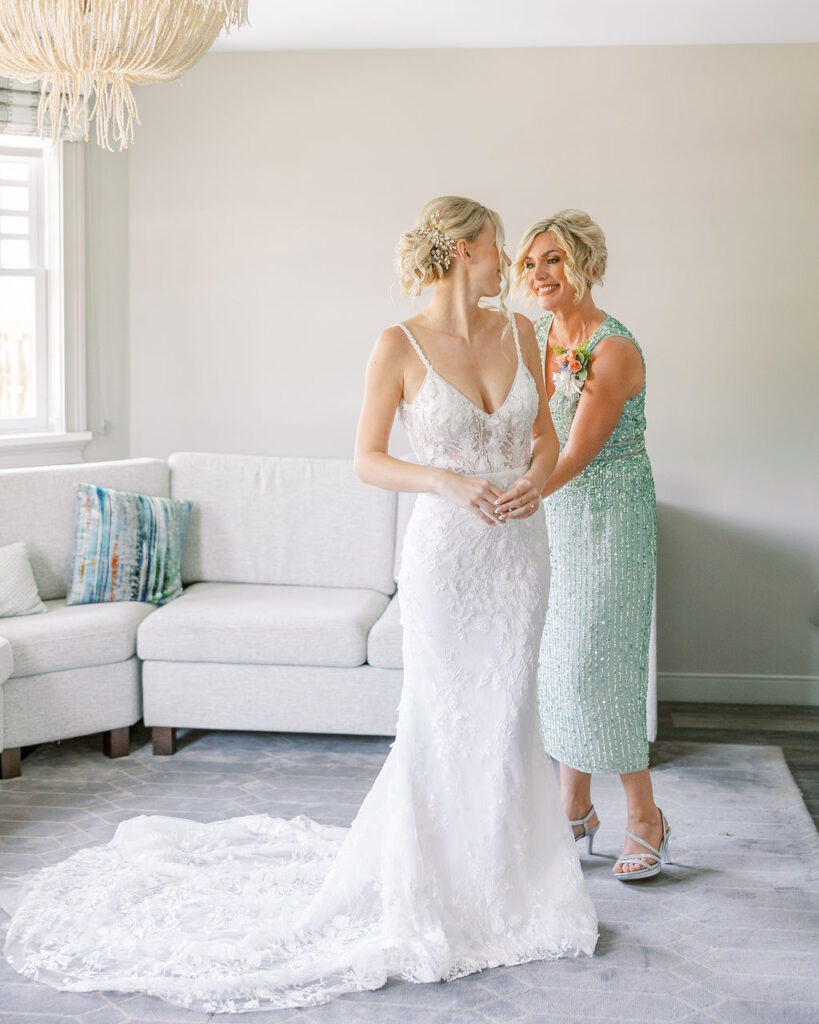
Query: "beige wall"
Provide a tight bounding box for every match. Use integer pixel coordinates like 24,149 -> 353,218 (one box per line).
84,143 -> 130,463
125,44 -> 819,701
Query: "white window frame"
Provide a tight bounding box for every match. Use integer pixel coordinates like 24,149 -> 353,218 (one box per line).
0,135 -> 90,466
0,144 -> 48,433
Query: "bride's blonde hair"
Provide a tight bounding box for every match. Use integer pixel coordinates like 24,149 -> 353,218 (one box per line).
396,196 -> 511,323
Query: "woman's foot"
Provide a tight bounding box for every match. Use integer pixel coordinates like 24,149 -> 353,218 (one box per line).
568,806 -> 599,842
567,805 -> 600,854
613,808 -> 670,878
560,764 -> 597,853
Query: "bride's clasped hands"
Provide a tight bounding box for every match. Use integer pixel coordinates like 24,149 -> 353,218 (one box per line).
493,474 -> 544,520
435,469 -> 543,525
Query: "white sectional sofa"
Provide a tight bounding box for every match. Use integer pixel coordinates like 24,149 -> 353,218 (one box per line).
0,458 -> 170,778
0,453 -> 404,776
0,451 -> 655,778
0,638 -> 13,772
138,452 -> 403,754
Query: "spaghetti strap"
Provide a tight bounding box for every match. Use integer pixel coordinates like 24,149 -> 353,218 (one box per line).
510,315 -> 522,364
534,313 -> 554,363
395,323 -> 432,372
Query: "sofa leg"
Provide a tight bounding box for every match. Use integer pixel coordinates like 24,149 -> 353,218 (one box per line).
1,748 -> 22,780
153,727 -> 177,756
102,727 -> 130,759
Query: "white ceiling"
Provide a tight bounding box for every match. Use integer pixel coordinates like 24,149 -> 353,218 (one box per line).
211,0 -> 819,51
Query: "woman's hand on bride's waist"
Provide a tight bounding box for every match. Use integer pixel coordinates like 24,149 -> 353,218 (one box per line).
435,470 -> 505,527
492,474 -> 543,520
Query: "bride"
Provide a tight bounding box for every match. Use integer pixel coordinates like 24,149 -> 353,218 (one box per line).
0,196 -> 597,1013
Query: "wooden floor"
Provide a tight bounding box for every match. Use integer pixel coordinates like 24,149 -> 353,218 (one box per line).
656,701 -> 819,827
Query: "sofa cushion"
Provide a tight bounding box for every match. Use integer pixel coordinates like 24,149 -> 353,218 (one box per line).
0,459 -> 170,601
1,599 -> 157,678
137,581 -> 390,668
0,637 -> 13,683
169,453 -> 397,596
367,594 -> 403,669
66,484 -> 191,607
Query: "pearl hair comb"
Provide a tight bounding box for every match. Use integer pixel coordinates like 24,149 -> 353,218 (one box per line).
417,209 -> 458,270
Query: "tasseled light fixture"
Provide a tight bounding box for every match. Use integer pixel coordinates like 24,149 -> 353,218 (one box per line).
0,0 -> 248,150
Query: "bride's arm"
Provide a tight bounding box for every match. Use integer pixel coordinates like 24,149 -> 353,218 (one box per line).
519,317 -> 560,492
493,316 -> 559,519
354,328 -> 505,525
354,328 -> 443,494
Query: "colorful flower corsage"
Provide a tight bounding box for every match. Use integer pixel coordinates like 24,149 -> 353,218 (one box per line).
552,342 -> 591,401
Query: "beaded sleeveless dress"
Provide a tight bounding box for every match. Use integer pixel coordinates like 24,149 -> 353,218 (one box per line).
535,313 -> 656,774
0,317 -> 597,1013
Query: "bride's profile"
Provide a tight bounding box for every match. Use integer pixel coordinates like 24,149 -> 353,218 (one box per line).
0,195 -> 597,1013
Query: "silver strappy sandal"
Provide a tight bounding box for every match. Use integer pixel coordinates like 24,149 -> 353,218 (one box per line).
569,806 -> 600,855
613,810 -> 671,881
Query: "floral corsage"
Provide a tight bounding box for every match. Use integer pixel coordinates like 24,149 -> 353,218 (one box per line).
552,343 -> 591,401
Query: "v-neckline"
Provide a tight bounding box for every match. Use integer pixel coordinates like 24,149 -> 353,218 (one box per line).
400,322 -> 522,418
540,311 -> 610,360
429,360 -> 522,419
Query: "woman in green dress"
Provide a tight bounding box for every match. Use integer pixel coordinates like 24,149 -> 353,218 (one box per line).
508,210 -> 668,880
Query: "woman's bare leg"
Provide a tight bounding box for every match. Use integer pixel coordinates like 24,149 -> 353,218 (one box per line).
616,767 -> 664,875
560,763 -> 599,838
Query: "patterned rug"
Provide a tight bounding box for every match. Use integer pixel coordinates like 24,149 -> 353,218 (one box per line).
1,728 -> 817,1024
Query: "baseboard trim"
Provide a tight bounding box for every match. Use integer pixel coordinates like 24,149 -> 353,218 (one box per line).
658,673 -> 819,706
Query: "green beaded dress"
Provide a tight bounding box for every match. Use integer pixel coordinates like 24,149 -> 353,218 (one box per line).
535,313 -> 656,774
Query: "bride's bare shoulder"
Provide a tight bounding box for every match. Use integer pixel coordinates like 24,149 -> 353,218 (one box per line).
367,325 -> 424,378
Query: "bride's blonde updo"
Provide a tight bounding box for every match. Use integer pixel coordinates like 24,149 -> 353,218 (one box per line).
512,209 -> 608,304
396,195 -> 508,302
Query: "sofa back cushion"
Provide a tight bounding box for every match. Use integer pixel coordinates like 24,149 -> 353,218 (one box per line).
0,459 -> 171,601
170,453 -> 397,595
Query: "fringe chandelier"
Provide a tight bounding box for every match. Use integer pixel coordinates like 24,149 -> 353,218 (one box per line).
0,0 -> 248,150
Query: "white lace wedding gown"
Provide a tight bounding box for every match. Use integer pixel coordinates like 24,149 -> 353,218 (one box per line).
0,317 -> 597,1013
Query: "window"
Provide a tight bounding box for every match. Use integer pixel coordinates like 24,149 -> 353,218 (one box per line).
0,130 -> 88,463
0,139 -> 48,432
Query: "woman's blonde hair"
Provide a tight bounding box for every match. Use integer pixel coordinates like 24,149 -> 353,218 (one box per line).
512,209 -> 607,304
396,196 -> 510,317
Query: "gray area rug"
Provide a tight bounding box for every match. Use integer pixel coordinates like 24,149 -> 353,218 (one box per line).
1,728 -> 817,1024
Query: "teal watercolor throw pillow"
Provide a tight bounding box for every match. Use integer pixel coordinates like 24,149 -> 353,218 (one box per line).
66,484 -> 192,606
